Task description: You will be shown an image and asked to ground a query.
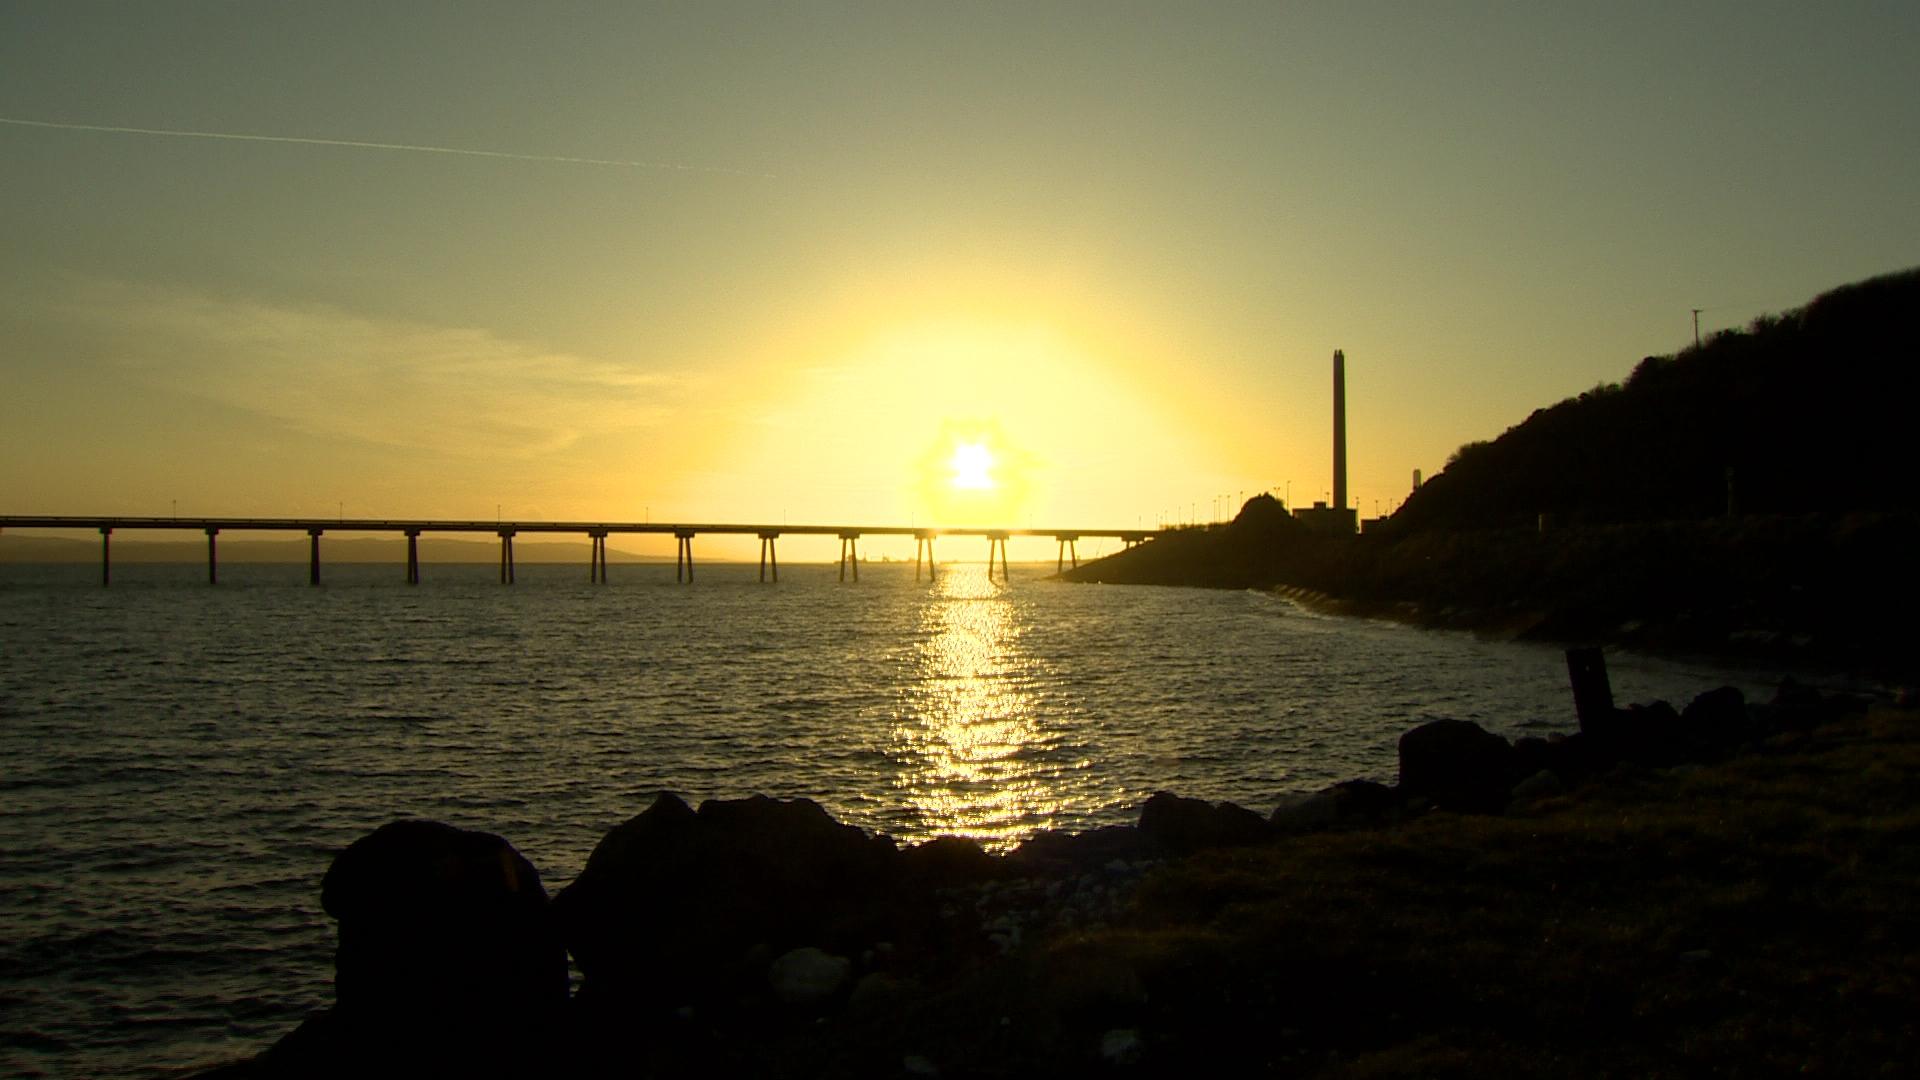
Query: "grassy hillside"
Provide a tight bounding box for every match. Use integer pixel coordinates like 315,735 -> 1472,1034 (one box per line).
1396,267 -> 1920,531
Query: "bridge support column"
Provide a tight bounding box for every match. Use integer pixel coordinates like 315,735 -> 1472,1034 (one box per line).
405,530 -> 421,584
914,533 -> 936,582
206,528 -> 219,585
498,530 -> 516,584
589,532 -> 609,583
675,532 -> 694,583
308,529 -> 322,586
838,533 -> 860,582
986,533 -> 1010,583
759,532 -> 779,583
100,526 -> 112,587
1055,536 -> 1079,573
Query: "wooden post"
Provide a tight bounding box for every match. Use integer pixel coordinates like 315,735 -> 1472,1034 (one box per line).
100,526 -> 112,587
308,529 -> 322,586
206,527 -> 218,585
406,531 -> 420,584
1567,647 -> 1614,734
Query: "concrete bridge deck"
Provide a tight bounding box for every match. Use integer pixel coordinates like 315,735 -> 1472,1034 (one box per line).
0,515 -> 1163,586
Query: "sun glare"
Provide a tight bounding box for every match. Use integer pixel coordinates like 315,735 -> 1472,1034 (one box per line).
949,442 -> 996,490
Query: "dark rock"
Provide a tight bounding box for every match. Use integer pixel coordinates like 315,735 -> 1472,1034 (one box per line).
1510,769 -> 1568,803
555,792 -> 902,1009
1006,825 -> 1156,875
1759,679 -> 1871,733
1269,780 -> 1400,833
1512,733 -> 1604,784
900,835 -> 1002,890
768,946 -> 853,1006
1585,700 -> 1697,766
320,819 -> 566,1017
256,819 -> 565,1073
1137,792 -> 1271,854
1398,719 -> 1516,813
1681,686 -> 1751,751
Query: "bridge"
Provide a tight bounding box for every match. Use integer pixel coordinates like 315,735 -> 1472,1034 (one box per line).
0,516 -> 1164,586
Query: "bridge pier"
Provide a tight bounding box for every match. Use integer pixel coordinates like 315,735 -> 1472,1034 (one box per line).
308,529 -> 322,586
675,531 -> 695,583
914,532 -> 936,582
206,527 -> 219,585
589,532 -> 608,583
405,530 -> 421,584
838,533 -> 860,582
498,530 -> 516,584
100,526 -> 112,586
758,532 -> 779,583
986,532 -> 1010,583
1056,535 -> 1079,573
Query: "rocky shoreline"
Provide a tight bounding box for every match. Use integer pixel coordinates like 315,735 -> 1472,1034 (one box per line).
197,658 -> 1883,1078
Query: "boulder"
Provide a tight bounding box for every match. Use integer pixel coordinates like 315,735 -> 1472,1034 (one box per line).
1681,686 -> 1751,753
900,835 -> 1002,890
1006,825 -> 1156,876
1269,780 -> 1400,833
1398,719 -> 1516,813
1137,792 -> 1270,854
320,819 -> 566,1019
260,819 -> 566,1072
555,793 -> 901,1008
1509,769 -> 1568,803
768,946 -> 853,1006
1512,732 -> 1602,784
1584,700 -> 1691,766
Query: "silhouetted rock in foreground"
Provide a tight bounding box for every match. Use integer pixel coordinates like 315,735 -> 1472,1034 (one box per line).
260,819 -> 564,1074
554,792 -> 903,1010
1398,718 -> 1517,813
1270,778 -> 1403,833
1137,791 -> 1270,853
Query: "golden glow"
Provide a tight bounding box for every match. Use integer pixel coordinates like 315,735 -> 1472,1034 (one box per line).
948,442 -> 996,490
890,563 -> 1068,851
702,315 -> 1261,532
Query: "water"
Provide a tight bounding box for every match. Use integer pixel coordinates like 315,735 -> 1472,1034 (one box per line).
0,559 -> 1785,1077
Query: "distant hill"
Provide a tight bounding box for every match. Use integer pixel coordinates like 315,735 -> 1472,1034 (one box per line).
1393,267 -> 1920,531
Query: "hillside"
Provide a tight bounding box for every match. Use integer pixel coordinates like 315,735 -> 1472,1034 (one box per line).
1395,267 -> 1920,531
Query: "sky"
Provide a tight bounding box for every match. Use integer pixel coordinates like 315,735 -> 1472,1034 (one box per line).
3,2 -> 1916,558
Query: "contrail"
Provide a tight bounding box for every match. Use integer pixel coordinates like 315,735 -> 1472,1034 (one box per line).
0,116 -> 776,178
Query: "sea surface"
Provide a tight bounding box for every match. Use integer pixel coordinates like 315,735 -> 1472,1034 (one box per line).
0,559 -> 1798,1077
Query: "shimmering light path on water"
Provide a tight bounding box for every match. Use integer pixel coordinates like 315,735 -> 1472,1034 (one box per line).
0,560 -> 1784,1076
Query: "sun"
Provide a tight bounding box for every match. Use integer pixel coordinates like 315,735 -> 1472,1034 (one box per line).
949,442 -> 997,490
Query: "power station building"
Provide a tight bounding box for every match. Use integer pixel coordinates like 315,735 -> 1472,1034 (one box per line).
1292,349 -> 1360,536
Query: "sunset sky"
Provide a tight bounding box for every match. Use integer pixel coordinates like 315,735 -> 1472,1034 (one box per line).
3,3 -> 1916,558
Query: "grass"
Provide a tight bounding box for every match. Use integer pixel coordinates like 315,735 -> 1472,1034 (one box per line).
1085,709 -> 1920,1076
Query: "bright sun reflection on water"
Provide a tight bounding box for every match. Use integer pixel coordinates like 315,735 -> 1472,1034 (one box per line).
891,564 -> 1068,851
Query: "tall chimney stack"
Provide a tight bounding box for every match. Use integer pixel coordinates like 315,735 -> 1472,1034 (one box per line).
1332,349 -> 1348,513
